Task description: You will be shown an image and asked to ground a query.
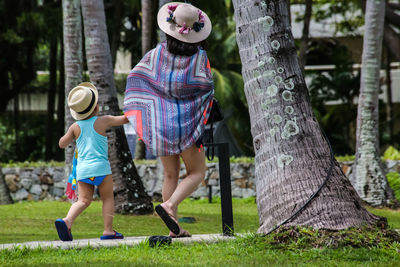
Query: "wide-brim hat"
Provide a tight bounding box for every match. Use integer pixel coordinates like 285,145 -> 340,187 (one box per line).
157,2 -> 212,44
67,82 -> 99,120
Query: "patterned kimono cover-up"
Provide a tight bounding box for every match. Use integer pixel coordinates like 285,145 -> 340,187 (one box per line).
123,42 -> 214,156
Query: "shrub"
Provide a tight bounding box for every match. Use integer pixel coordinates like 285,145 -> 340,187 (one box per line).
387,172 -> 400,201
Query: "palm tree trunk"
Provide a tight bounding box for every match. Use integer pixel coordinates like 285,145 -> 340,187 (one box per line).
232,0 -> 380,234
133,0 -> 156,160
158,0 -> 171,42
385,47 -> 393,139
46,37 -> 58,160
57,33 -> 65,161
0,169 -> 13,205
383,2 -> 400,61
383,25 -> 400,61
352,0 -> 394,206
62,0 -> 84,168
110,0 -> 122,68
298,0 -> 312,70
81,0 -> 153,214
141,0 -> 153,55
12,83 -> 20,159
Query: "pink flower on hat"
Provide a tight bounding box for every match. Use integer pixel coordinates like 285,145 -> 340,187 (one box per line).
158,2 -> 212,43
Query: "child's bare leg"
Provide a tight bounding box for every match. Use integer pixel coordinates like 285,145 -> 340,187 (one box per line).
161,145 -> 206,218
160,155 -> 181,217
98,175 -> 114,235
63,181 -> 94,229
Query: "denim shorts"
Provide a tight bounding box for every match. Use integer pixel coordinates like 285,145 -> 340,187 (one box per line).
80,175 -> 107,186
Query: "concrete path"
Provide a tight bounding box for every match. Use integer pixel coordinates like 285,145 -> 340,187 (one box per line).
0,234 -> 235,250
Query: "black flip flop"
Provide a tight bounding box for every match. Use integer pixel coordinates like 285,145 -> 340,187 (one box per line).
55,219 -> 73,241
155,205 -> 180,235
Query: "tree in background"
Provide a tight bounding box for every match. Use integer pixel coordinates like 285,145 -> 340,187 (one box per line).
0,1 -> 40,112
308,43 -> 360,155
44,0 -> 63,160
298,0 -> 312,70
0,1 -> 44,161
0,168 -> 12,205
62,0 -> 84,170
351,0 -> 395,206
134,0 -> 155,160
158,0 -> 171,42
232,0 -> 380,233
80,0 -> 152,214
384,1 -> 400,62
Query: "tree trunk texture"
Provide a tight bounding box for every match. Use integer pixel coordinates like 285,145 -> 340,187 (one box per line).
385,8 -> 400,28
57,34 -> 66,161
385,47 -> 393,139
298,0 -> 312,70
384,2 -> 400,61
352,0 -> 394,206
0,168 -> 13,205
62,0 -> 84,171
383,25 -> 400,62
81,0 -> 153,214
232,0 -> 380,234
141,0 -> 153,56
46,37 -> 58,160
286,0 -> 291,25
12,85 -> 20,157
388,3 -> 400,10
158,0 -> 171,42
110,0 -> 122,68
133,0 -> 156,160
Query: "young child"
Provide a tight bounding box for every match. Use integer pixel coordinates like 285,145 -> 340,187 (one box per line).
124,2 -> 213,237
55,82 -> 128,241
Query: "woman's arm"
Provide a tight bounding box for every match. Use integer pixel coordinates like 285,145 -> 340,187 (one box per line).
59,124 -> 77,148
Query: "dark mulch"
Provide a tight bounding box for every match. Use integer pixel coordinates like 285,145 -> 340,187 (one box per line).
261,224 -> 400,249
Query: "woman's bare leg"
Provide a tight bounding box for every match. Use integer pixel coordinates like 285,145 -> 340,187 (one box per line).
161,145 -> 206,218
160,154 -> 181,217
63,181 -> 94,229
98,175 -> 114,236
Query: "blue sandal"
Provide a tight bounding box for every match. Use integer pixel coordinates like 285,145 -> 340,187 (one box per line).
100,231 -> 124,240
55,219 -> 73,241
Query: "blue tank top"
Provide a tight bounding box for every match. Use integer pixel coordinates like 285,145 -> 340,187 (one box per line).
76,116 -> 111,180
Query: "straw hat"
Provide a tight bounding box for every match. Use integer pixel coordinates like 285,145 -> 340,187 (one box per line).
157,2 -> 212,44
67,82 -> 99,120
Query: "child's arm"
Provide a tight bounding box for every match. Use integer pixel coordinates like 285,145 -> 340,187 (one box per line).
59,123 -> 78,148
103,115 -> 129,127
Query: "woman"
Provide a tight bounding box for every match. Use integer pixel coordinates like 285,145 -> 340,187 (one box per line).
124,2 -> 213,237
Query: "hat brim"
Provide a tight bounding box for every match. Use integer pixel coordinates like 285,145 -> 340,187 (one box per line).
157,2 -> 212,44
69,82 -> 99,120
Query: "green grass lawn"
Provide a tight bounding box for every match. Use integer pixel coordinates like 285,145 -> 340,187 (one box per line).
1,234 -> 400,266
1,199 -> 400,266
0,198 -> 259,244
366,207 -> 400,229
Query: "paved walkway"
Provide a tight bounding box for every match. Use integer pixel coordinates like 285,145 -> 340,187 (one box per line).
0,234 -> 235,250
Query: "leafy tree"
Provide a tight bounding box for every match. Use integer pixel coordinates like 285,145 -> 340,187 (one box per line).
0,1 -> 44,112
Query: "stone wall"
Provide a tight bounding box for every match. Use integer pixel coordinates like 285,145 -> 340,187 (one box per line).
1,160 -> 399,202
2,166 -> 66,202
137,162 -> 256,200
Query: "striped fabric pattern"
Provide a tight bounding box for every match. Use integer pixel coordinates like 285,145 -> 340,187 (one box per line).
123,42 -> 214,156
